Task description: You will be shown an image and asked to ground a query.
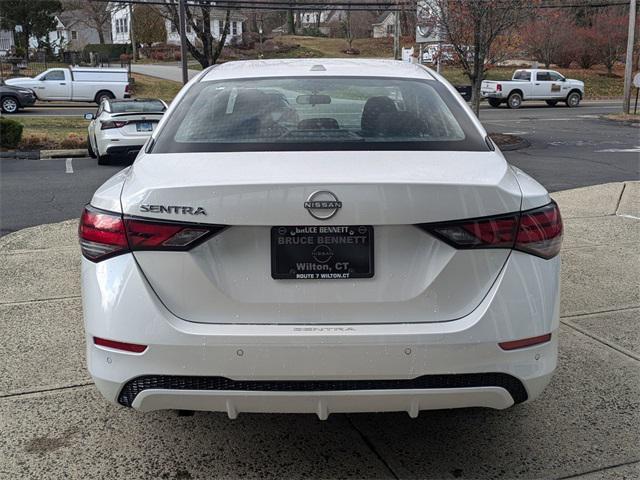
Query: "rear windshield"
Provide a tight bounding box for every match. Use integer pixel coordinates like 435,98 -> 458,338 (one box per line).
151,77 -> 488,153
110,100 -> 165,113
513,71 -> 531,81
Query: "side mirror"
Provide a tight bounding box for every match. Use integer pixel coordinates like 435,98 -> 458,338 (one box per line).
84,113 -> 94,121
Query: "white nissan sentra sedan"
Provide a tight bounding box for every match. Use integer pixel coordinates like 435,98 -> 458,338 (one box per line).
79,59 -> 562,418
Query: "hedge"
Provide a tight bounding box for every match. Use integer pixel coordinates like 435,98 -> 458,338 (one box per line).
0,118 -> 23,149
82,43 -> 132,61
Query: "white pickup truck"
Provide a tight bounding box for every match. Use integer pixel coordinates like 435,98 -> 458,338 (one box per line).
481,69 -> 584,109
5,67 -> 130,104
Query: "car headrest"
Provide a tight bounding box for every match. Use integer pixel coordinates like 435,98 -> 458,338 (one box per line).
361,96 -> 397,133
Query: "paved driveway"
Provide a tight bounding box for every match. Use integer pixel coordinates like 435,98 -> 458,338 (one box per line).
0,182 -> 638,479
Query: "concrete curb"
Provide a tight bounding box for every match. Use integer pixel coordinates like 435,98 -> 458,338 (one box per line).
40,149 -> 88,159
498,138 -> 530,151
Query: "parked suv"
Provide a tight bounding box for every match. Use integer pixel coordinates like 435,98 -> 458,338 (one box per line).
80,59 -> 562,419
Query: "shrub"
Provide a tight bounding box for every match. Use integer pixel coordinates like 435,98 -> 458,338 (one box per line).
18,134 -> 57,150
0,118 -> 23,148
82,43 -> 132,62
60,133 -> 87,149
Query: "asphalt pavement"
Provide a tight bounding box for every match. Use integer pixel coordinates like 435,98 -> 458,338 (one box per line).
1,181 -> 638,479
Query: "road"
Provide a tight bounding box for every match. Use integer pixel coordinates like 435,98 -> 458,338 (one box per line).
1,103 -> 637,236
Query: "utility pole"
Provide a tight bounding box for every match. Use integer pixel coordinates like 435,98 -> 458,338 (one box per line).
622,0 -> 637,114
393,0 -> 400,60
129,2 -> 137,61
178,0 -> 189,85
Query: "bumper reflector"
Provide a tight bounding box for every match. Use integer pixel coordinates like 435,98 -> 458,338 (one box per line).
94,337 -> 147,353
499,333 -> 552,351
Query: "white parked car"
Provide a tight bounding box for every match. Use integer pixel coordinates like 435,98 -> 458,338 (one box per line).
481,69 -> 585,108
85,98 -> 167,165
5,67 -> 130,104
79,59 -> 562,418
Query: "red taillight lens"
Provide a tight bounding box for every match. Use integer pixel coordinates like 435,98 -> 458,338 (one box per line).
496,84 -> 502,92
515,201 -> 562,259
101,120 -> 128,130
124,219 -> 211,249
425,214 -> 518,249
94,337 -> 147,353
79,207 -> 128,261
499,333 -> 552,350
125,84 -> 130,93
79,206 -> 225,262
420,201 -> 562,259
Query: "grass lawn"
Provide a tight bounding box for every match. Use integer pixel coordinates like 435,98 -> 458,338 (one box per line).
131,73 -> 182,102
16,117 -> 88,150
276,35 -> 394,58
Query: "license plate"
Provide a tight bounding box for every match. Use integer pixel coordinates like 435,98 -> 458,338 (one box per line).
271,226 -> 374,280
136,122 -> 153,132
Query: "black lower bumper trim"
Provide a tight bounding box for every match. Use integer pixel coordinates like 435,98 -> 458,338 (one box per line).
105,145 -> 142,156
118,373 -> 528,407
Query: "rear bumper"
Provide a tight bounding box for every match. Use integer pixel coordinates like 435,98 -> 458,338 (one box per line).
82,251 -> 560,417
96,135 -> 147,157
481,92 -> 503,99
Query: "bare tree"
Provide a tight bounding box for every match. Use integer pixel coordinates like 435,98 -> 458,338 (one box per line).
62,0 -> 112,44
162,4 -> 231,68
431,0 -> 529,115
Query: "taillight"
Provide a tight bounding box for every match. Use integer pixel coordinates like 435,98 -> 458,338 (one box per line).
79,207 -> 127,261
125,84 -> 130,93
496,84 -> 502,92
514,202 -> 563,259
419,201 -> 562,259
101,120 -> 128,130
79,206 -> 225,262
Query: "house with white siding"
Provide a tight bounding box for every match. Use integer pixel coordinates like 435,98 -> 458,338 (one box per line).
164,10 -> 245,46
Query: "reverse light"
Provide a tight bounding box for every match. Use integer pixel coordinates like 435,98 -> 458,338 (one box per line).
94,337 -> 147,353
499,333 -> 552,351
79,206 -> 225,262
420,201 -> 562,259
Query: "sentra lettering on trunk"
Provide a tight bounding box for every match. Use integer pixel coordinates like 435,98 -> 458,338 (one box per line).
139,205 -> 207,215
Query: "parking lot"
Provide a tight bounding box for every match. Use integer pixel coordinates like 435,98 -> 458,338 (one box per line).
1,103 -> 639,479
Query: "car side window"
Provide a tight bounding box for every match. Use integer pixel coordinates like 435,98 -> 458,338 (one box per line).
548,72 -> 563,81
43,70 -> 65,81
536,72 -> 551,82
513,71 -> 531,81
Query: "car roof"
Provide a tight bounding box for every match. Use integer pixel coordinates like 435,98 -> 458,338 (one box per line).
200,59 -> 436,82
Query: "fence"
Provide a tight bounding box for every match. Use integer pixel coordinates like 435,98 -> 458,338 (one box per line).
0,56 -> 131,80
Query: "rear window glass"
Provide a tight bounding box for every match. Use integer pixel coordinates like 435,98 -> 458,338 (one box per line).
513,71 -> 531,81
110,100 -> 165,113
152,77 -> 488,153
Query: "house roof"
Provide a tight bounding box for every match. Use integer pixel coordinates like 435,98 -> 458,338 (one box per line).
372,10 -> 393,25
56,10 -> 89,29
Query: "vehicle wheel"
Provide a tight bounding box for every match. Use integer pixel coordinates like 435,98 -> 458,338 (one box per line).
97,153 -> 110,165
545,100 -> 558,107
507,92 -> 522,109
1,96 -> 19,114
488,98 -> 502,108
87,136 -> 96,159
566,92 -> 581,107
95,91 -> 114,104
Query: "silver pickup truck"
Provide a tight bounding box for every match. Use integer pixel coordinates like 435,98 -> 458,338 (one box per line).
481,69 -> 584,109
